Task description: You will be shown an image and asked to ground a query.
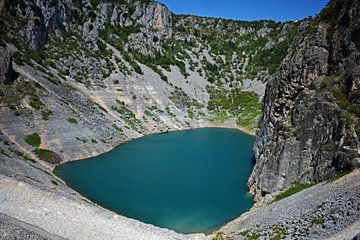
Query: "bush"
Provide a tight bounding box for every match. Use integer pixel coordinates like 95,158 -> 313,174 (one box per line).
34,148 -> 62,164
25,133 -> 41,148
29,96 -> 44,110
112,124 -> 123,132
41,110 -> 53,121
67,118 -> 78,124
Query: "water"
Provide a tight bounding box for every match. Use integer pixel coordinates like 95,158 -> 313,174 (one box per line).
54,128 -> 254,234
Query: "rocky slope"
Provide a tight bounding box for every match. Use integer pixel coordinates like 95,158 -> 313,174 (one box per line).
249,0 -> 360,203
0,0 -> 299,166
219,169 -> 360,239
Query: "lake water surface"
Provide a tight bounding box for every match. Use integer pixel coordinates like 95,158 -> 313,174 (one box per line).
54,128 -> 254,234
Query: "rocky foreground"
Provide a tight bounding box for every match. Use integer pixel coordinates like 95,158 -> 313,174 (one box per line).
219,169 -> 360,240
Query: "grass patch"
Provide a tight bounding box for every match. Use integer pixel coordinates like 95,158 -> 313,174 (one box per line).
29,95 -> 44,110
112,124 -> 123,132
34,148 -> 62,164
11,148 -> 36,163
209,111 -> 229,123
271,182 -> 314,203
91,139 -> 98,144
41,110 -> 53,121
311,218 -> 325,226
67,118 -> 78,124
25,133 -> 41,148
112,103 -> 140,130
212,232 -> 231,240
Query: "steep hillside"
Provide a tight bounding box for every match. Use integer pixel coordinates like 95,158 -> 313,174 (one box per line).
0,0 -> 300,166
249,0 -> 360,202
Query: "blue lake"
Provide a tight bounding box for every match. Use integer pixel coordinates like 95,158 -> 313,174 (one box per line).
54,128 -> 254,234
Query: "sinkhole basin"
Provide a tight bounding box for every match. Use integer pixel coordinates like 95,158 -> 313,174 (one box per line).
54,128 -> 254,234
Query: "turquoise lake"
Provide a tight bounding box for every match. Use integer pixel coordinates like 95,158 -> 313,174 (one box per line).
54,128 -> 254,234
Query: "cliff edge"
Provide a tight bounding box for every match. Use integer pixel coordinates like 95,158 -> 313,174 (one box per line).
250,0 -> 360,202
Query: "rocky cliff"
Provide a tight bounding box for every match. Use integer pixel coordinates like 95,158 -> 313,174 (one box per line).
0,0 -> 300,165
249,0 -> 360,202
0,46 -> 14,84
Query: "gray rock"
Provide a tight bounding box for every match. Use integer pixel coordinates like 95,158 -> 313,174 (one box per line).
249,0 -> 360,201
0,46 -> 14,84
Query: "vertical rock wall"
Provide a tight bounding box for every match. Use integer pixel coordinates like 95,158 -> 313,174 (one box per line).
249,0 -> 360,202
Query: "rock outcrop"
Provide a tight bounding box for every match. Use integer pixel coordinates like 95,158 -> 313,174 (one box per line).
4,0 -> 72,50
249,0 -> 360,201
0,46 -> 14,84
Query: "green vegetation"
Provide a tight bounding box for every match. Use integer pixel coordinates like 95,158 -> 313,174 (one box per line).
25,133 -> 41,148
75,137 -> 87,143
311,218 -> 325,226
271,182 -> 314,203
112,124 -> 123,132
67,118 -> 78,124
34,148 -> 62,164
320,80 -> 360,130
331,86 -> 360,118
91,139 -> 98,144
29,95 -> 44,110
207,86 -> 261,130
238,229 -> 262,240
11,148 -> 36,163
270,227 -> 287,240
209,111 -> 229,123
212,232 -> 232,240
112,101 -> 141,130
41,110 -> 53,121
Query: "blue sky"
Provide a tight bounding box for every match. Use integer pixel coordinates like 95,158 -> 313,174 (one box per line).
157,0 -> 329,22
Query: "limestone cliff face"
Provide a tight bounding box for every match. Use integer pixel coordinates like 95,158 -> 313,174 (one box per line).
1,0 -> 72,50
249,0 -> 360,201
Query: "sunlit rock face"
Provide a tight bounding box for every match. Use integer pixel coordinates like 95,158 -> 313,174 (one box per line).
250,0 -> 360,202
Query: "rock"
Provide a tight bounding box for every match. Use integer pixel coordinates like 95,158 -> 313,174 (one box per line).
353,232 -> 360,240
0,46 -> 14,84
249,0 -> 360,201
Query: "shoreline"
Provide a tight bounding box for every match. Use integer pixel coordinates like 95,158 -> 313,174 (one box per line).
53,121 -> 256,167
49,122 -> 257,238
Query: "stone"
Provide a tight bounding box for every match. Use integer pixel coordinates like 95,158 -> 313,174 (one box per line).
249,0 -> 360,201
0,46 -> 14,84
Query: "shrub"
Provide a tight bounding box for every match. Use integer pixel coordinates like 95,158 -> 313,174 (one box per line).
311,218 -> 325,226
67,118 -> 78,124
112,124 -> 123,132
41,110 -> 53,121
34,148 -> 62,164
29,96 -> 44,110
25,133 -> 41,147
